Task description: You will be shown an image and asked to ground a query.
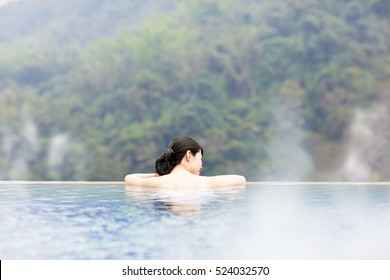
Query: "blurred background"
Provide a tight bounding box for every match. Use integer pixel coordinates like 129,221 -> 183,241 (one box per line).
0,0 -> 389,182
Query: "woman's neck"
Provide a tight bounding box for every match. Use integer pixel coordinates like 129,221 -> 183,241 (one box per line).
171,164 -> 190,175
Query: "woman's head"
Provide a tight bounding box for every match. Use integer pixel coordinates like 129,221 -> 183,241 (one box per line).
155,135 -> 203,176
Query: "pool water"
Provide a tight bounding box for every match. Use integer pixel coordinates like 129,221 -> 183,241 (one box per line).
1,182 -> 390,259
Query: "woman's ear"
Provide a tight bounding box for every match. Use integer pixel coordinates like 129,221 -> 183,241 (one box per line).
186,150 -> 192,161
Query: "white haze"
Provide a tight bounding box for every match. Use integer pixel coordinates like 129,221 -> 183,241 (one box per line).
0,0 -> 22,8
217,186 -> 390,259
5,111 -> 40,180
263,101 -> 390,182
0,111 -> 89,180
47,134 -> 69,179
265,119 -> 314,181
341,104 -> 389,181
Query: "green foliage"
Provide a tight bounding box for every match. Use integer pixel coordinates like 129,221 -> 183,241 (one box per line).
0,0 -> 389,181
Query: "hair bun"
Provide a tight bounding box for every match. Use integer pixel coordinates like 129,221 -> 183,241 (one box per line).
164,148 -> 174,160
155,148 -> 175,175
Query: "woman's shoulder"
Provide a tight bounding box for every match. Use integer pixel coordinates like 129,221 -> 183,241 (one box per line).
125,173 -> 166,188
172,173 -> 246,188
125,172 -> 246,189
202,174 -> 246,187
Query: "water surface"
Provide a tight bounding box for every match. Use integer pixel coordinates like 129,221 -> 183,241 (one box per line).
1,182 -> 389,259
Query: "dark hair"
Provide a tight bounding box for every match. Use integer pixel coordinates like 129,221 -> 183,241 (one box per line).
155,135 -> 203,175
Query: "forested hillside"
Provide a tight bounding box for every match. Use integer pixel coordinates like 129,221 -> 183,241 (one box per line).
1,0 -> 389,181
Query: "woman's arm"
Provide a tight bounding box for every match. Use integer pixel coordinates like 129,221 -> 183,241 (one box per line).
124,173 -> 161,187
206,175 -> 246,188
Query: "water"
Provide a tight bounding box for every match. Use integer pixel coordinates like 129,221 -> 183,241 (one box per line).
1,182 -> 390,259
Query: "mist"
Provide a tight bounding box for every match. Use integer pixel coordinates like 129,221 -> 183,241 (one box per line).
218,186 -> 390,259
1,0 -> 389,181
341,103 -> 390,181
0,0 -> 20,8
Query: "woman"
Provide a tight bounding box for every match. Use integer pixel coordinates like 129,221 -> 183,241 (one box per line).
124,135 -> 246,188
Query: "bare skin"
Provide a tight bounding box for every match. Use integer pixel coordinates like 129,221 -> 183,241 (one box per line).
124,150 -> 246,188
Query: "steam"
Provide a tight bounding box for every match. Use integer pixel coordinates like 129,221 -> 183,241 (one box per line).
264,81 -> 314,181
217,186 -> 390,259
0,0 -> 21,8
0,111 -> 89,180
342,109 -> 373,181
22,111 -> 40,154
264,95 -> 390,181
0,111 -> 40,180
46,133 -> 90,181
341,103 -> 390,181
266,124 -> 314,181
47,134 -> 69,179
